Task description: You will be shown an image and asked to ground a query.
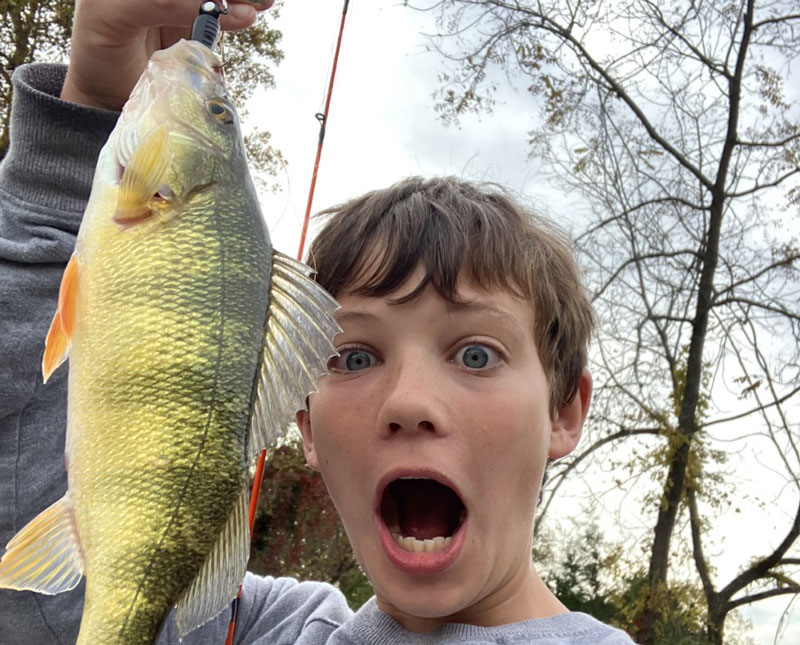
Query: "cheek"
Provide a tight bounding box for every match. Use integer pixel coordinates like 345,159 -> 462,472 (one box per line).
467,383 -> 548,446
310,395 -> 371,493
468,387 -> 550,496
309,383 -> 369,465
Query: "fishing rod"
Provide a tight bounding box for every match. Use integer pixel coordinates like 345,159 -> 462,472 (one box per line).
297,0 -> 351,262
233,6 -> 352,642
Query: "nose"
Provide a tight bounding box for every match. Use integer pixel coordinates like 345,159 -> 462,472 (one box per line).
376,355 -> 444,437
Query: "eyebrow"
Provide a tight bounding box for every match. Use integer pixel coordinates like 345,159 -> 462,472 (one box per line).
444,299 -> 529,331
334,310 -> 381,325
335,300 -> 530,331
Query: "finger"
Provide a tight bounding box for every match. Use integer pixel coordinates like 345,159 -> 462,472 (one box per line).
222,1 -> 275,30
114,1 -> 216,29
220,4 -> 257,31
160,1 -> 271,47
110,0 -> 264,31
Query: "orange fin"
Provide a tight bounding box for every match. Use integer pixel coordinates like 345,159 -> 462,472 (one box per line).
0,495 -> 84,594
42,254 -> 79,383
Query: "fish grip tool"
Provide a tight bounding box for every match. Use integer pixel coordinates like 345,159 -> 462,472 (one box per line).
191,0 -> 229,49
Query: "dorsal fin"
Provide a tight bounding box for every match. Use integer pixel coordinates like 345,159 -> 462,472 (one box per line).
249,250 -> 340,459
174,485 -> 249,636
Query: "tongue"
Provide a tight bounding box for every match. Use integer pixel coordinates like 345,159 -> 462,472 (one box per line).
395,480 -> 461,540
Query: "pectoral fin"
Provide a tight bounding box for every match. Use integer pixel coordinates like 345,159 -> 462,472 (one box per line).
0,495 -> 84,594
42,254 -> 79,383
114,126 -> 172,224
249,251 -> 340,459
174,484 -> 250,637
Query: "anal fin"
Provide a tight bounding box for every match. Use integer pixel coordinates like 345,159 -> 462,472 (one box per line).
174,484 -> 250,637
249,250 -> 340,459
0,495 -> 84,594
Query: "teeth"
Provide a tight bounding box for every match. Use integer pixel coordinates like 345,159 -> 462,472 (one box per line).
392,533 -> 453,553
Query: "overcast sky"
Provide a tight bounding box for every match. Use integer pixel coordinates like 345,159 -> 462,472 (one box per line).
254,1 -> 572,257
247,2 -> 799,641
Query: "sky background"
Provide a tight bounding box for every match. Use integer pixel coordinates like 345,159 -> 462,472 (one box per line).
243,2 -> 799,641
252,1 -> 569,256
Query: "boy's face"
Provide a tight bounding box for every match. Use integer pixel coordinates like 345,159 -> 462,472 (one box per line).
297,264 -> 590,631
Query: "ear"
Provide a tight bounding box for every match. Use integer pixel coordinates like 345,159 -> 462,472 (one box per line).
296,408 -> 321,471
549,368 -> 592,459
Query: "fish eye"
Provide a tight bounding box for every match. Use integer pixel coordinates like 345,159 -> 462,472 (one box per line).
207,100 -> 234,124
454,343 -> 501,370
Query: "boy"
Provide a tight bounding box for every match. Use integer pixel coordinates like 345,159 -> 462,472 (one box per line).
1,1 -> 634,642
295,176 -> 611,637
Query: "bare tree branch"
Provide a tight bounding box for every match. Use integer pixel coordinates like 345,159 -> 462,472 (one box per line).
727,586 -> 800,611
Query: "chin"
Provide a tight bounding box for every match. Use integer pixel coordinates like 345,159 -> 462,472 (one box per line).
368,555 -> 487,627
375,582 -> 477,630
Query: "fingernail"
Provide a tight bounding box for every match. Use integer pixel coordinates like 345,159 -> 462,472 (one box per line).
227,4 -> 256,20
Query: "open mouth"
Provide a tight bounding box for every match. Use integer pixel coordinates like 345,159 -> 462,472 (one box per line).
380,478 -> 466,554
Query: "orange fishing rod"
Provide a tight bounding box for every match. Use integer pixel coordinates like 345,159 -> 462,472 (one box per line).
225,2 -> 351,643
297,0 -> 351,262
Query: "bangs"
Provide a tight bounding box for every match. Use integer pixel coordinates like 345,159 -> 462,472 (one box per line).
311,180 -> 531,305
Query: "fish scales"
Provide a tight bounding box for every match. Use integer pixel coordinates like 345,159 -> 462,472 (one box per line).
0,40 -> 339,644
72,164 -> 269,642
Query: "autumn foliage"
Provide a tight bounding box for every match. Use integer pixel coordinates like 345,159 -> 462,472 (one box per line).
247,434 -> 373,609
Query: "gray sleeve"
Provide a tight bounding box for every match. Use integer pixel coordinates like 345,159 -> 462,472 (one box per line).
0,62 -> 118,417
156,573 -> 352,644
0,62 -> 118,645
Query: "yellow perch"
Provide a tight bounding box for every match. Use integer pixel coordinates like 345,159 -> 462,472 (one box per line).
0,39 -> 339,643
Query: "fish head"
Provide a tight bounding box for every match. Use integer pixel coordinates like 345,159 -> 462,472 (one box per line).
87,39 -> 253,231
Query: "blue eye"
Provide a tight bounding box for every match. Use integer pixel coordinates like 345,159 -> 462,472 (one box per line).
345,350 -> 373,371
455,344 -> 499,370
329,348 -> 376,372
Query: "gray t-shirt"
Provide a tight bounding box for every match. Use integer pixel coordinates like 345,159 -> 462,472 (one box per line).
0,62 -> 635,645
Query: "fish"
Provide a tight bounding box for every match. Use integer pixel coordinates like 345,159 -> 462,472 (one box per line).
0,39 -> 339,644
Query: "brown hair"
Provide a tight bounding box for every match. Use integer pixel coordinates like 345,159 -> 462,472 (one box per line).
307,176 -> 594,414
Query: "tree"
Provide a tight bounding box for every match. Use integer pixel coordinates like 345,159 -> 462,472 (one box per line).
0,0 -> 285,183
541,522 -> 621,625
420,1 -> 800,642
247,433 -> 373,609
536,522 -> 739,644
0,0 -> 74,158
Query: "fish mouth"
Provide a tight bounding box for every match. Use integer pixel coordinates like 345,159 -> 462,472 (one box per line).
377,473 -> 467,554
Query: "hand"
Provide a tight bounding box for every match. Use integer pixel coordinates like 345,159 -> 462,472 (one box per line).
61,0 -> 276,111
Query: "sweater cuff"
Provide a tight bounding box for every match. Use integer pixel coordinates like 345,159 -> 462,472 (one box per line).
2,63 -> 120,217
